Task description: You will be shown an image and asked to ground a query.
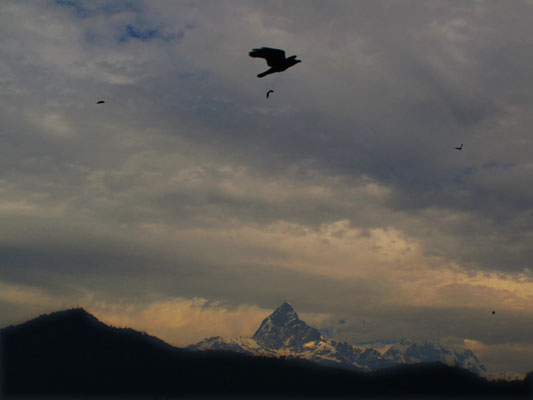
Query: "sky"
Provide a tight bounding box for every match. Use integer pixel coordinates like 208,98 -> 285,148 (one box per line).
1,0 -> 533,375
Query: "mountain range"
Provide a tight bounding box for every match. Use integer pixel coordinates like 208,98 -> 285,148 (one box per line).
187,301 -> 487,375
1,306 -> 530,397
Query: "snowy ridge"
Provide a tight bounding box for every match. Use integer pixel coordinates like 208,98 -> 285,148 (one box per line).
383,339 -> 487,375
187,302 -> 487,375
486,371 -> 526,381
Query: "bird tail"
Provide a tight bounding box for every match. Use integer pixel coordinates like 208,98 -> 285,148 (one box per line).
257,68 -> 275,78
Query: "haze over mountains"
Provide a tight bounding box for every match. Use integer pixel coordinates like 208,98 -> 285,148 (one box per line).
188,301 -> 487,375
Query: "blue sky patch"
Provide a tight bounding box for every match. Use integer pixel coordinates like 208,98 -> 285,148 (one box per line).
118,24 -> 184,43
482,161 -> 515,170
55,0 -> 140,19
119,24 -> 159,42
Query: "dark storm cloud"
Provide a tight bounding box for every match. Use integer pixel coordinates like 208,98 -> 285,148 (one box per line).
1,0 -> 531,270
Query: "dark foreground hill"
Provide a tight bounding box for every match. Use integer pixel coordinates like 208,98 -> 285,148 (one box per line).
1,308 -> 531,398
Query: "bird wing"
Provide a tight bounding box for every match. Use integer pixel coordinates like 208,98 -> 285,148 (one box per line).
249,47 -> 286,67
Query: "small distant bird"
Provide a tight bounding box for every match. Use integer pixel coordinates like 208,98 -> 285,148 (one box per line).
266,90 -> 274,98
492,310 -> 496,315
249,47 -> 301,78
455,144 -> 463,150
96,100 -> 105,104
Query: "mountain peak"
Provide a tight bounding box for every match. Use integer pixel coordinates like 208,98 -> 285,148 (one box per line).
280,300 -> 294,308
270,301 -> 297,320
1,307 -> 106,335
47,307 -> 104,324
280,300 -> 294,309
252,302 -> 322,350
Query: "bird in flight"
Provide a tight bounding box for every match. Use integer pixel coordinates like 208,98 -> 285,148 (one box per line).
266,90 -> 274,98
249,47 -> 301,78
455,144 -> 463,150
96,100 -> 105,104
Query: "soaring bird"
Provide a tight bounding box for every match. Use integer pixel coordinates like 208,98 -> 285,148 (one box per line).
455,144 -> 463,150
96,100 -> 105,104
249,47 -> 301,78
266,90 -> 274,98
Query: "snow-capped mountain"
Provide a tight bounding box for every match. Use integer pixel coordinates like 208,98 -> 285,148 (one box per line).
252,301 -> 322,350
187,302 -> 486,375
383,339 -> 487,375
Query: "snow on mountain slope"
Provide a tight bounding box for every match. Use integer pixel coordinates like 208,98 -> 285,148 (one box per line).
186,335 -> 279,357
187,302 -> 486,375
383,339 -> 487,375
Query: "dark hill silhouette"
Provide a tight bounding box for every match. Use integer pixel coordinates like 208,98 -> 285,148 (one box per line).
1,308 -> 530,397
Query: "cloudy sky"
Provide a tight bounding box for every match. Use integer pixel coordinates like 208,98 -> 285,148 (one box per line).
1,0 -> 533,374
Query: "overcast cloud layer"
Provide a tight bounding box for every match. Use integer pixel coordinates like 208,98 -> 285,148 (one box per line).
1,0 -> 532,375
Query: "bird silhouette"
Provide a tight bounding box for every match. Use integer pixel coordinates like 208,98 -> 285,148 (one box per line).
266,90 -> 274,98
455,144 -> 463,150
492,310 -> 496,315
96,100 -> 105,104
249,47 -> 301,78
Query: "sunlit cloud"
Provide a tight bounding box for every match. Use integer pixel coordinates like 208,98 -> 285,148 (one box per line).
88,297 -> 270,347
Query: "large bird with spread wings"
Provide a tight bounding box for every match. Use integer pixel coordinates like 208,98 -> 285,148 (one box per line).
249,47 -> 301,78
